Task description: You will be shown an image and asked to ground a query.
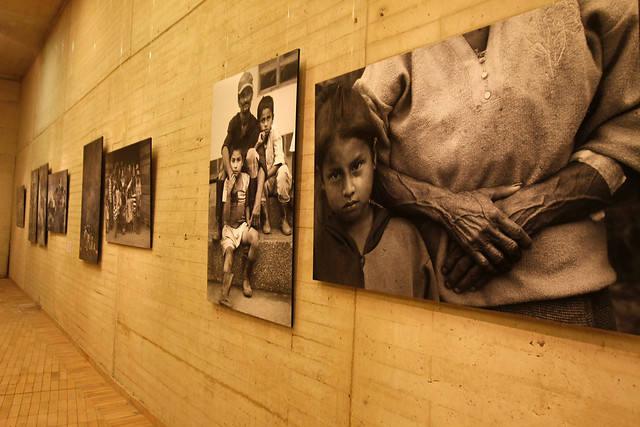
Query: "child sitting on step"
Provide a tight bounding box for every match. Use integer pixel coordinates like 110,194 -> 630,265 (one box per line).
219,148 -> 260,307
255,95 -> 293,235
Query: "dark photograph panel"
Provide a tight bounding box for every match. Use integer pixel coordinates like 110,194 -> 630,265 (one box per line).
313,1 -> 640,335
208,49 -> 300,327
28,169 -> 38,242
16,185 -> 25,228
47,170 -> 68,234
104,138 -> 152,249
80,137 -> 103,264
37,163 -> 48,246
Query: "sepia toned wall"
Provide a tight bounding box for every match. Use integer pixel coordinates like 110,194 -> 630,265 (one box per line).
0,79 -> 20,277
7,0 -> 640,425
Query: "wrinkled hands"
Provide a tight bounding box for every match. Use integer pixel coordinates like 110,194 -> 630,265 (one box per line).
440,185 -> 533,293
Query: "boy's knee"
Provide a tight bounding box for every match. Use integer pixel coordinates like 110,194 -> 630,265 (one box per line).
276,166 -> 292,203
246,148 -> 259,178
223,247 -> 234,270
248,229 -> 259,247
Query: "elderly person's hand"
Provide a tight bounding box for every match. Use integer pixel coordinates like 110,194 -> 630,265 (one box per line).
437,185 -> 532,273
374,163 -> 532,274
443,161 -> 613,293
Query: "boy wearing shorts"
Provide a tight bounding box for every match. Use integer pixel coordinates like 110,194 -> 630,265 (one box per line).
219,148 -> 260,307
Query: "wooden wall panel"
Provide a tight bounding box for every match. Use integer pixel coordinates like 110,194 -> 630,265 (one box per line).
31,6 -> 70,137
7,0 -> 640,426
64,0 -> 133,111
0,79 -> 20,277
130,0 -> 205,54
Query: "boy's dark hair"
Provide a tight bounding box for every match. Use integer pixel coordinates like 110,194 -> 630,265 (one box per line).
230,147 -> 244,163
315,83 -> 379,169
257,96 -> 274,119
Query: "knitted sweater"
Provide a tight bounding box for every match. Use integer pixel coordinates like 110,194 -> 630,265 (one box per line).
354,0 -> 640,306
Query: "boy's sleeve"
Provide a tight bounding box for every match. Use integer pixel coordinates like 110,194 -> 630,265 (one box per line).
273,125 -> 285,166
222,115 -> 236,154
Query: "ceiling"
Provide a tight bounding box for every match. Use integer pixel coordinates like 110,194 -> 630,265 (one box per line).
0,0 -> 67,81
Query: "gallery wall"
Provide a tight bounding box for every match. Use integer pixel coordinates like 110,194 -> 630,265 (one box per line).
0,79 -> 20,277
7,0 -> 640,425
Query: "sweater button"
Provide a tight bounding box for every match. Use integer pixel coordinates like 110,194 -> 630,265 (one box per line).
484,91 -> 491,100
481,71 -> 488,79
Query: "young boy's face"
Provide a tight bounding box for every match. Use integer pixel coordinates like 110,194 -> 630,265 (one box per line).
230,150 -> 243,176
238,87 -> 253,114
321,137 -> 375,224
259,107 -> 273,132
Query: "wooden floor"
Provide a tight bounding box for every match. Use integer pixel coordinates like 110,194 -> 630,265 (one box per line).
0,279 -> 155,426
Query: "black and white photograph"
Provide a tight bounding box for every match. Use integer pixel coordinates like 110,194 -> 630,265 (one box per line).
314,1 -> 640,335
16,185 -> 25,228
80,137 -> 103,264
47,170 -> 68,234
28,169 -> 38,242
37,163 -> 48,246
208,49 -> 300,327
104,138 -> 152,249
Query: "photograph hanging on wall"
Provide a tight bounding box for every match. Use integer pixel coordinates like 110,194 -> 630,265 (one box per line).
104,138 -> 152,249
313,1 -> 640,335
16,185 -> 25,228
208,49 -> 300,327
80,137 -> 103,263
37,163 -> 48,246
28,169 -> 38,242
47,170 -> 68,234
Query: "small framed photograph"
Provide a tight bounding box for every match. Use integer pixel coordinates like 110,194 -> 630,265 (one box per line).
104,138 -> 153,249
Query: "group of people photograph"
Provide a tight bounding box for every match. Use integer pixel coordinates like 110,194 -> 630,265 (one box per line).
208,51 -> 299,326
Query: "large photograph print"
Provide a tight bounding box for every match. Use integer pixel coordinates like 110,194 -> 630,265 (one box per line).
208,49 -> 299,327
313,0 -> 640,334
47,170 -> 68,234
80,137 -> 103,263
104,138 -> 152,249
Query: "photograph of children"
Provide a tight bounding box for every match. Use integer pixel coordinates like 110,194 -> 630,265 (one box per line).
47,170 -> 68,234
28,169 -> 37,242
104,138 -> 152,249
80,137 -> 103,264
16,185 -> 25,228
314,0 -> 640,335
37,163 -> 48,246
208,49 -> 299,327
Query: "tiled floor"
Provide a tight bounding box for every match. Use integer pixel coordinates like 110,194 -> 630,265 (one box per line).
0,278 -> 155,426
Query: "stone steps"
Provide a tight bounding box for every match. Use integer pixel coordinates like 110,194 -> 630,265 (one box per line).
208,193 -> 293,294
